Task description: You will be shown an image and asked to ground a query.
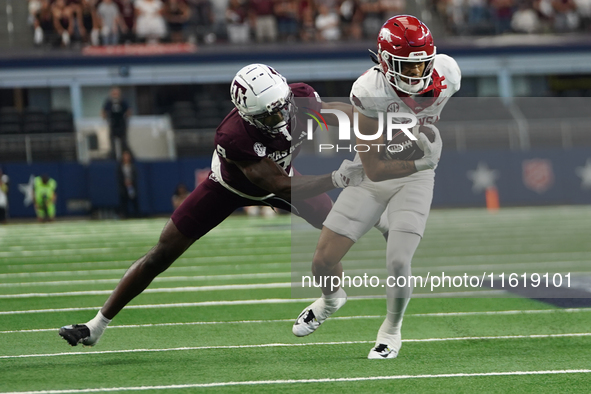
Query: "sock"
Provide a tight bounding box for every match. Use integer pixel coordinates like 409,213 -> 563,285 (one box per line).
322,287 -> 347,309
377,231 -> 420,347
376,317 -> 403,350
86,310 -> 111,341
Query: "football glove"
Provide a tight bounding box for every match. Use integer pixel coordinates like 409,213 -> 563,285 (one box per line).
414,125 -> 442,171
332,159 -> 364,188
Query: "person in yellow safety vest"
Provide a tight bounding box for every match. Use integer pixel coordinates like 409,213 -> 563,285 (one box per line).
34,174 -> 57,222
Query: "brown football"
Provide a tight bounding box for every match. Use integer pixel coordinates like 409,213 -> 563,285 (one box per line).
384,126 -> 436,161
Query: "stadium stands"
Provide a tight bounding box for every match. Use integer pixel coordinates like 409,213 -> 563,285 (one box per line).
0,107 -> 76,162
17,0 -> 591,51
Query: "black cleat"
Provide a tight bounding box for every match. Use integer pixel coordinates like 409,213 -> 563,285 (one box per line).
59,324 -> 91,346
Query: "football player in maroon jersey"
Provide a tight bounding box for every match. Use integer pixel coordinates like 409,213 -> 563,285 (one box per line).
59,64 -> 364,347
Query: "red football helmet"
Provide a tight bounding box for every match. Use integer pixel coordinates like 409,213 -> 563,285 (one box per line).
377,15 -> 436,95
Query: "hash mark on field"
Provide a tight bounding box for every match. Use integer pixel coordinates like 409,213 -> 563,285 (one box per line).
2,333 -> 591,359
1,370 -> 590,393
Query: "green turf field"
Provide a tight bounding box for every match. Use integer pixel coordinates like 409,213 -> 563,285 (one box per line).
1,206 -> 591,393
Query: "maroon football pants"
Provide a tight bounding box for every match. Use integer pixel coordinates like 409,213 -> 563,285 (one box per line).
171,172 -> 333,240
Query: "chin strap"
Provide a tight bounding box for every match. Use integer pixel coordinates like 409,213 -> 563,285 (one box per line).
369,49 -> 380,64
278,125 -> 292,141
418,74 -> 447,95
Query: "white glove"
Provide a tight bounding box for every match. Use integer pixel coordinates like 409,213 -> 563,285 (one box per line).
414,126 -> 442,171
332,159 -> 364,188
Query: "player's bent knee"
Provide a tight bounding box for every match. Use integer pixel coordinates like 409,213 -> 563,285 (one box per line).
311,253 -> 338,272
142,244 -> 177,275
141,220 -> 195,275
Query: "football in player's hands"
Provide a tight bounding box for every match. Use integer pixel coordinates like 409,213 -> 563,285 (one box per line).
384,126 -> 436,161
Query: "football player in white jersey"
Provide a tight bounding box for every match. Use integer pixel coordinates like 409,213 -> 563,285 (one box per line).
292,15 -> 461,359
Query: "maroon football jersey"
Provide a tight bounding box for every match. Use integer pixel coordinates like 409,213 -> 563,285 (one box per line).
214,83 -> 321,198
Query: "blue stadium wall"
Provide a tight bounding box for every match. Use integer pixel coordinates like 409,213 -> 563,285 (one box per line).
2,148 -> 590,218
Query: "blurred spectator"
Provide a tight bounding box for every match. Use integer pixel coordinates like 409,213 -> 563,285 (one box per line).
118,150 -> 140,219
171,183 -> 190,210
226,0 -> 251,43
135,0 -> 167,43
97,0 -> 126,45
119,0 -> 137,43
381,0 -> 406,15
34,174 -> 57,223
339,0 -> 363,40
0,168 -> 8,224
575,0 -> 591,30
249,0 -> 278,42
468,0 -> 489,26
163,0 -> 192,43
512,1 -> 541,32
77,0 -> 100,45
316,4 -> 341,40
446,0 -> 466,34
187,0 -> 217,44
299,6 -> 317,41
34,0 -> 57,46
275,0 -> 300,41
52,0 -> 75,46
102,87 -> 132,160
29,0 -> 43,25
491,0 -> 515,34
359,0 -> 383,38
533,0 -> 555,30
552,0 -> 579,31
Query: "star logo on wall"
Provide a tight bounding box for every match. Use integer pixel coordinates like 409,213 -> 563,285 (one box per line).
575,158 -> 591,190
467,162 -> 499,194
18,175 -> 35,207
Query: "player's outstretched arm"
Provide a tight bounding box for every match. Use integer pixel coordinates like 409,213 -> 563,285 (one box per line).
355,111 -> 418,182
321,101 -> 353,125
233,157 -> 363,201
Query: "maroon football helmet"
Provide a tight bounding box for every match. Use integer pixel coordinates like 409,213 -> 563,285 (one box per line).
377,15 -> 436,94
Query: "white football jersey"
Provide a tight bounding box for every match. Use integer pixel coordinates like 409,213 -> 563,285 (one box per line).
350,54 -> 461,126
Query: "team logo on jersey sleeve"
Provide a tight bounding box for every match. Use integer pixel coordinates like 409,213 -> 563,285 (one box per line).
253,142 -> 267,157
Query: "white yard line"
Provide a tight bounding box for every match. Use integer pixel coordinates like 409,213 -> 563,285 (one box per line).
0,262 -> 289,279
0,283 -> 293,299
1,334 -> 590,360
0,298 -> 318,315
2,308 -> 591,334
3,369 -> 591,393
0,291 -> 505,314
0,273 -> 291,288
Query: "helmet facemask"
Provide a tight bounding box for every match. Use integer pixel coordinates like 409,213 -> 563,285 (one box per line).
380,49 -> 436,95
243,90 -> 296,141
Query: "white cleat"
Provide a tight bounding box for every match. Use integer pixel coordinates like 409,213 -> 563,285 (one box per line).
368,343 -> 399,359
368,332 -> 401,359
292,296 -> 346,337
